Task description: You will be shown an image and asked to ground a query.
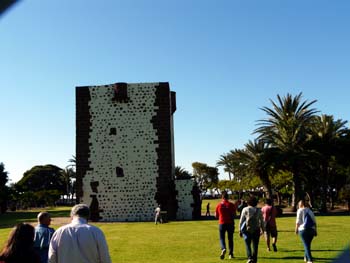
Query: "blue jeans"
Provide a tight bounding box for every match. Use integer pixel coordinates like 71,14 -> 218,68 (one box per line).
299,228 -> 315,262
243,230 -> 260,262
219,224 -> 234,255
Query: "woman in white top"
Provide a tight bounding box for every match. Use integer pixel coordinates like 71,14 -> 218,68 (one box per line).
295,200 -> 317,263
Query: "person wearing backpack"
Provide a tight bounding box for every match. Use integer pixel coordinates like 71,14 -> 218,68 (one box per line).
239,196 -> 265,263
295,200 -> 317,263
215,191 -> 237,260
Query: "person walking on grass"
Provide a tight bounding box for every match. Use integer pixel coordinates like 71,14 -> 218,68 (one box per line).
261,199 -> 278,252
48,204 -> 111,263
155,204 -> 163,224
239,196 -> 265,263
295,200 -> 317,263
215,190 -> 237,260
206,202 -> 211,216
34,212 -> 55,263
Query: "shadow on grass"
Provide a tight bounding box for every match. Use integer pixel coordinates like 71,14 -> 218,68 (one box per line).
277,229 -> 295,233
0,209 -> 70,229
278,248 -> 344,253
261,256 -> 331,262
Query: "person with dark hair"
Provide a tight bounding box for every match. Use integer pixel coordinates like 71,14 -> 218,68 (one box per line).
48,204 -> 111,263
0,223 -> 41,263
239,196 -> 264,263
215,190 -> 237,259
34,212 -> 55,263
261,199 -> 278,252
295,200 -> 317,263
237,199 -> 248,215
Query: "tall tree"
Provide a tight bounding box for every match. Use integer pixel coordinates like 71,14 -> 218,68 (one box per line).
232,140 -> 275,198
217,154 -> 234,180
16,165 -> 66,207
0,163 -> 9,213
61,167 -> 75,202
307,114 -> 349,212
192,162 -> 219,196
255,93 -> 318,210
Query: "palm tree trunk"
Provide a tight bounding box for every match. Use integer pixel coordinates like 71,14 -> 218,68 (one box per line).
261,171 -> 272,199
263,184 -> 272,199
320,163 -> 328,213
276,192 -> 282,206
292,172 -> 303,212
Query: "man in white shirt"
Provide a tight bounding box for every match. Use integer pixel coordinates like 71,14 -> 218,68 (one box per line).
48,204 -> 111,263
154,205 -> 162,224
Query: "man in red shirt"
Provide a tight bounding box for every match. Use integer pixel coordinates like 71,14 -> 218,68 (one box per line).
215,191 -> 237,259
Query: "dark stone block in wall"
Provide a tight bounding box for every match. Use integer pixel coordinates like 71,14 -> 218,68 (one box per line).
89,195 -> 101,222
112,82 -> 129,102
90,181 -> 99,193
76,86 -> 92,202
116,166 -> 124,177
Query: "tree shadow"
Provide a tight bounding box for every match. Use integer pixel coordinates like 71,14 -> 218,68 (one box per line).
0,209 -> 70,229
260,256 -> 333,262
278,248 -> 344,253
278,229 -> 295,233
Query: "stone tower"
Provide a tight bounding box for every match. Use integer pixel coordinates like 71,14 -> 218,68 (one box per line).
76,82 -> 179,221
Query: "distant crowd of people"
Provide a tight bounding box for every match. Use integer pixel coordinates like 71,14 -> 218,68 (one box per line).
215,191 -> 317,263
0,197 -> 317,263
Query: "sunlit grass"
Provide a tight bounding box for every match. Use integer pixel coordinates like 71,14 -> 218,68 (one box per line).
0,207 -> 349,262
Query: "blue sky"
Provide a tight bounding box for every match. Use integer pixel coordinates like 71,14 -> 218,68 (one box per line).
1,0 -> 350,183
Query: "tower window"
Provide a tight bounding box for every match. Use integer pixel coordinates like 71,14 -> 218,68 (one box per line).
116,166 -> 124,177
113,83 -> 129,102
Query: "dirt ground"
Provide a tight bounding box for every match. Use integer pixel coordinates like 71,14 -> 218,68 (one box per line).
51,217 -> 71,225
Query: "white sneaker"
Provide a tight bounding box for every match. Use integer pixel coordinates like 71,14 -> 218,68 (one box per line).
220,249 -> 226,259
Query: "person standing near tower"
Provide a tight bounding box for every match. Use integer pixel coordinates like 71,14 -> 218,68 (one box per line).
154,204 -> 163,224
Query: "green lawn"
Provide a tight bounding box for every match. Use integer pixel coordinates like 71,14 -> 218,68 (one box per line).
0,206 -> 71,228
0,208 -> 349,263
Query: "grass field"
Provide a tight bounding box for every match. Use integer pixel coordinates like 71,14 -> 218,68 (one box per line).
0,206 -> 349,263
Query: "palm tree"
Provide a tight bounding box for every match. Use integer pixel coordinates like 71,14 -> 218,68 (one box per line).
174,166 -> 192,179
67,155 -> 76,170
308,114 -> 348,212
254,93 -> 318,210
233,140 -> 274,198
62,155 -> 77,203
217,154 -> 234,180
61,167 -> 75,203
